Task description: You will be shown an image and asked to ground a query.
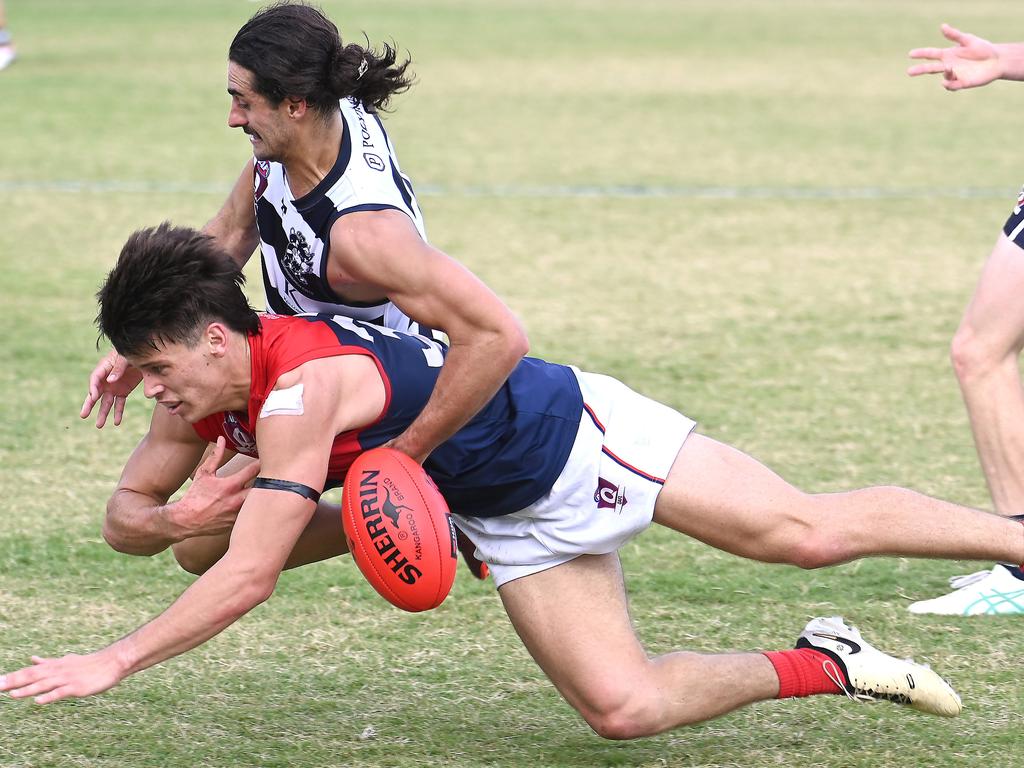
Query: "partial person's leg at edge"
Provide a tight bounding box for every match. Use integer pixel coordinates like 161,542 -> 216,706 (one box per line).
909,232 -> 1024,614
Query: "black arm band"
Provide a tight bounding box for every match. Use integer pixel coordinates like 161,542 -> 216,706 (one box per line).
252,477 -> 322,503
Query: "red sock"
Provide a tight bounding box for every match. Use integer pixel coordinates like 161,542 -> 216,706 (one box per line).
762,649 -> 845,699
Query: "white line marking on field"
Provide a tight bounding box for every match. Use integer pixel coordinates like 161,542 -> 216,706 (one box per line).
0,180 -> 1016,200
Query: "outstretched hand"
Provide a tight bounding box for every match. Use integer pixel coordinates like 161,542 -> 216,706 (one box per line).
80,350 -> 143,428
908,24 -> 1002,91
0,652 -> 124,705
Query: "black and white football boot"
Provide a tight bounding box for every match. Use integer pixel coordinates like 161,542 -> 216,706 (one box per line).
796,616 -> 962,717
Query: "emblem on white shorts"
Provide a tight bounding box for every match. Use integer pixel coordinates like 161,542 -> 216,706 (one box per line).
595,477 -> 627,514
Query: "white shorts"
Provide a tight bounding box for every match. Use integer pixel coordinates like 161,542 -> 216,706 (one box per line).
452,368 -> 696,587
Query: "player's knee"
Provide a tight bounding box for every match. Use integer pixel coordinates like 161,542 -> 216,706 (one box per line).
786,532 -> 848,570
950,323 -> 1007,384
574,674 -> 671,740
586,713 -> 645,741
171,542 -> 217,575
778,507 -> 850,569
950,325 -> 979,382
582,703 -> 653,740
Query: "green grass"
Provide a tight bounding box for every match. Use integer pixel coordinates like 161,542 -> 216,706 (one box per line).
3,1 -> 1024,766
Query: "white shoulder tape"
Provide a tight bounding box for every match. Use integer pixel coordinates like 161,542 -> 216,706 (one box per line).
260,383 -> 305,417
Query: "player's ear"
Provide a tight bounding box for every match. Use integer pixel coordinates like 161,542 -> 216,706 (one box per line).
285,97 -> 307,120
204,322 -> 230,357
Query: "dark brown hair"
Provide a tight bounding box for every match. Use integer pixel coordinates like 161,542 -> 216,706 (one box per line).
97,223 -> 259,356
229,1 -> 413,116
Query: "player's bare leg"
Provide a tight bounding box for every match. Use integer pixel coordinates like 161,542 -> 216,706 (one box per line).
653,433 -> 1024,569
952,234 -> 1024,517
498,553 -> 780,738
904,235 -> 1024,614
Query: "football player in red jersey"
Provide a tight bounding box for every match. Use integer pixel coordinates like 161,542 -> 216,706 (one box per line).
10,223 -> 1024,733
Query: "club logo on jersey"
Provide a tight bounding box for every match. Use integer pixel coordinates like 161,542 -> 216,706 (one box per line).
281,227 -> 318,293
1016,185 -> 1024,215
253,161 -> 270,200
595,477 -> 627,513
223,411 -> 257,456
363,152 -> 385,172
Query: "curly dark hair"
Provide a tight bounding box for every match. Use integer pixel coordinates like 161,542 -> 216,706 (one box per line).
97,223 -> 259,357
229,1 -> 413,117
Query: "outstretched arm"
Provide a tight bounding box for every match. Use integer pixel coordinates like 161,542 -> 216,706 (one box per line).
908,24 -> 1024,90
0,480 -> 318,704
1,357 -> 368,703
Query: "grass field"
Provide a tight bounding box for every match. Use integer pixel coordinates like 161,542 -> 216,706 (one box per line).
4,1 -> 1024,766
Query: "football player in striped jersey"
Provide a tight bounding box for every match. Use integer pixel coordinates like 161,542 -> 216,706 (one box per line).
81,3 -> 525,578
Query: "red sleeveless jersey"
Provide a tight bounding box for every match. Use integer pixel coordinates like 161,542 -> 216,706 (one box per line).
192,314 -> 393,484
191,313 -> 583,517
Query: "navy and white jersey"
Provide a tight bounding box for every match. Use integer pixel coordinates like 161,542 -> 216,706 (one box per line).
252,97 -> 428,334
193,314 -> 584,519
1004,186 -> 1024,249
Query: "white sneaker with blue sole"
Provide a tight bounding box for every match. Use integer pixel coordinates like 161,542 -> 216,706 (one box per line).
908,564 -> 1024,616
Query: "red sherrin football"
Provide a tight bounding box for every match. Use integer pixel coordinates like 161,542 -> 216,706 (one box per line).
342,447 -> 458,612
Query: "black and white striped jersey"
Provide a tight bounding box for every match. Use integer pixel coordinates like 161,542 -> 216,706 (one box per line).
1005,186 -> 1024,248
252,97 -> 430,336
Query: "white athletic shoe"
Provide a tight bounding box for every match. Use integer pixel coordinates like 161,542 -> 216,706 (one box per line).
796,616 -> 962,717
908,564 -> 1024,616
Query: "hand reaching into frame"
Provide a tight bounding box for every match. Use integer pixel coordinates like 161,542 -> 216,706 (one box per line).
908,24 -> 1004,91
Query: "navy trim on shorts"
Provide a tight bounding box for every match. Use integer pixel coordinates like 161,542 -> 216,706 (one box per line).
583,402 -> 666,485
